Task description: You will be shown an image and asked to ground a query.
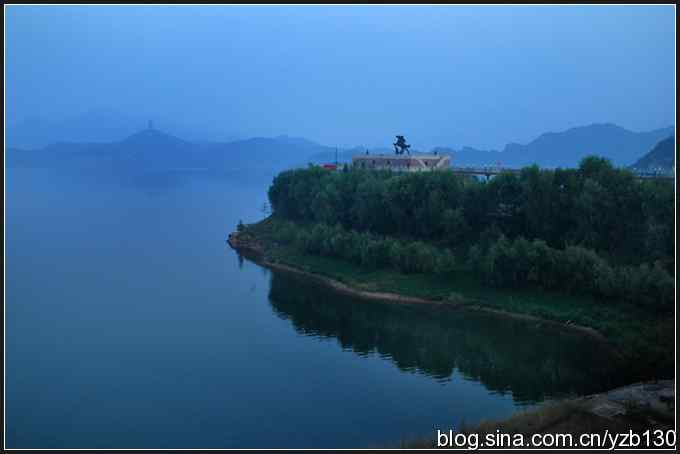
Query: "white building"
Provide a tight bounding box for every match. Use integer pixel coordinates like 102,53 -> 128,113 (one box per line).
352,153 -> 450,172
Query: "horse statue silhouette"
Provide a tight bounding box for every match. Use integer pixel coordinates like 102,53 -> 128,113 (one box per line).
393,135 -> 411,155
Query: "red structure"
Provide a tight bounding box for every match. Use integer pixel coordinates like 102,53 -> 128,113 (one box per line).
322,164 -> 338,170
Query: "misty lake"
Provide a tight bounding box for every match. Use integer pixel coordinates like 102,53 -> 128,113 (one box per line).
6,168 -> 625,449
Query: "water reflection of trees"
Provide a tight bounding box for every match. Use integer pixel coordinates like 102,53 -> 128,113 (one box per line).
268,271 -> 630,404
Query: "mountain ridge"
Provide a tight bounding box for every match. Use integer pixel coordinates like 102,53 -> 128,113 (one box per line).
6,109 -> 240,149
630,136 -> 675,172
7,122 -> 675,174
435,123 -> 674,168
6,128 -> 334,176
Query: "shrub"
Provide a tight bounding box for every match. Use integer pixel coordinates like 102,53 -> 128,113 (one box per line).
474,235 -> 674,310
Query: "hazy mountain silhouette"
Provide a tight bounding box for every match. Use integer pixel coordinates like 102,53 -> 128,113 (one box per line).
7,123 -> 675,176
630,136 -> 675,172
6,128 -> 333,176
6,109 -> 142,149
195,136 -> 338,174
436,123 -> 674,168
6,108 -> 239,149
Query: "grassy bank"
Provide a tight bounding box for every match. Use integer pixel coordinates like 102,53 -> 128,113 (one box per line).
236,216 -> 674,379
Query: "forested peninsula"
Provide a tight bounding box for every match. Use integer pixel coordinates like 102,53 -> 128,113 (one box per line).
229,156 -> 675,379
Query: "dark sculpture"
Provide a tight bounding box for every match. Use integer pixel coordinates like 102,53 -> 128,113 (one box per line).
393,135 -> 411,155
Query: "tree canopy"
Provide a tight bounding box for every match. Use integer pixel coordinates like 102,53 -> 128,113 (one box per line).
266,157 -> 674,309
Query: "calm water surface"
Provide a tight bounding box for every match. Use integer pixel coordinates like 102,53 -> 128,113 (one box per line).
6,168 -> 623,448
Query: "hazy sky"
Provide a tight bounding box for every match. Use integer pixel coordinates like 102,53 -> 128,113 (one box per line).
5,5 -> 676,149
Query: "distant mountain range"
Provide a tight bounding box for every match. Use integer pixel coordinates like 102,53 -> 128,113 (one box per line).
6,128 -> 335,177
6,109 -> 239,149
6,121 -> 675,176
309,124 -> 674,169
630,136 -> 675,172
433,123 -> 674,168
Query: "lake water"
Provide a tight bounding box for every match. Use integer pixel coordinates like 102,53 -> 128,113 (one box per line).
5,168 -> 624,448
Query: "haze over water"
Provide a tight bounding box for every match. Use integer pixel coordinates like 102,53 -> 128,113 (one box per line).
5,5 -> 675,149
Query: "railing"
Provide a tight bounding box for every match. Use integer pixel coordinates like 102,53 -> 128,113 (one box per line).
634,171 -> 674,180
450,166 -> 674,180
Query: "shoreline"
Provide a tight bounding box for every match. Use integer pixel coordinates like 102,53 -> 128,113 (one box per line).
398,379 -> 674,448
227,230 -> 609,344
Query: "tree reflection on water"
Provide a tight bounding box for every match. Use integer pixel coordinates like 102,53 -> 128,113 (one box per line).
267,270 -> 630,405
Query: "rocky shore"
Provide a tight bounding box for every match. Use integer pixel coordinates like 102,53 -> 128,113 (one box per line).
399,380 -> 675,448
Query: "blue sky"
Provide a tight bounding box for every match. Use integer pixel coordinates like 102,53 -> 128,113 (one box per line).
5,5 -> 676,149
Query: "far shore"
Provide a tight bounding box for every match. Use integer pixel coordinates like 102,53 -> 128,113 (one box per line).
227,230 -> 609,345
